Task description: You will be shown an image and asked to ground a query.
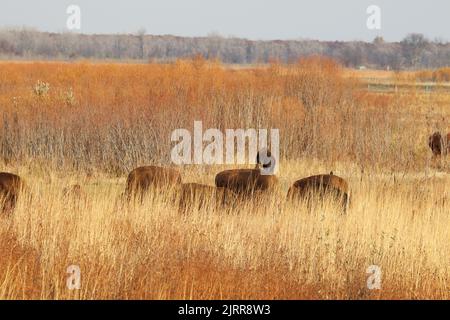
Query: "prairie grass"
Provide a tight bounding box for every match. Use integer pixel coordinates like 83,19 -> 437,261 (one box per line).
0,58 -> 447,173
0,58 -> 449,299
0,160 -> 448,299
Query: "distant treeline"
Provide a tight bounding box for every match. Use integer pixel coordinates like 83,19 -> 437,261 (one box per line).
1,28 -> 449,69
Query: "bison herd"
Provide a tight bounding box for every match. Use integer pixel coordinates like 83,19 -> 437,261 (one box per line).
0,131 -> 448,215
122,149 -> 349,212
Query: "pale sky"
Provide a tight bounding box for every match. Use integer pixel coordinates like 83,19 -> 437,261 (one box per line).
0,0 -> 448,42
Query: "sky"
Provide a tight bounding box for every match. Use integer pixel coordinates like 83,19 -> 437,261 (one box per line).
0,0 -> 448,42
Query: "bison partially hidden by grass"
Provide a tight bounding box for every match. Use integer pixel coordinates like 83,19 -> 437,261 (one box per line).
62,184 -> 84,199
287,172 -> 349,212
429,131 -> 450,156
125,166 -> 182,201
215,150 -> 278,196
178,183 -> 236,213
0,172 -> 25,213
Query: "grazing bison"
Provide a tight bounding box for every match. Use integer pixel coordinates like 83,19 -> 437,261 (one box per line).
287,172 -> 349,212
0,172 -> 25,213
428,131 -> 450,156
179,183 -> 236,212
125,166 -> 182,200
215,149 -> 278,196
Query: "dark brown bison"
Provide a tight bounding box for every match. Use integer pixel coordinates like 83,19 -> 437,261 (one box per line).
287,172 -> 349,212
428,131 -> 450,156
125,166 -> 182,200
215,149 -> 278,196
0,172 -> 25,213
179,183 -> 236,212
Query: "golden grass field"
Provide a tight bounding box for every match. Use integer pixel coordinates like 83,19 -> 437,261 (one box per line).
0,58 -> 449,299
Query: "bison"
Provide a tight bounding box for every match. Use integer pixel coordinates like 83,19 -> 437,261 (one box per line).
287,172 -> 349,212
178,183 -> 236,213
428,131 -> 450,156
0,172 -> 25,213
125,166 -> 182,201
215,149 -> 278,196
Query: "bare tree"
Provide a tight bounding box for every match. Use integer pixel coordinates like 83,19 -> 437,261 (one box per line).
136,28 -> 146,60
401,33 -> 430,68
1,28 -> 449,69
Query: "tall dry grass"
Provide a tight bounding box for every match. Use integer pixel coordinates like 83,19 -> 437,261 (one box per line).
0,58 -> 445,173
0,58 -> 449,299
0,161 -> 448,299
415,67 -> 450,83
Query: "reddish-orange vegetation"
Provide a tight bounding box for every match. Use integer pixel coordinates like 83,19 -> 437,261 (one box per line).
0,58 -> 448,300
0,57 -> 417,173
415,67 -> 450,82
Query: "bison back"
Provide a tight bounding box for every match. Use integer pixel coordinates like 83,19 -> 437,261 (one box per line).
0,172 -> 24,213
126,166 -> 181,198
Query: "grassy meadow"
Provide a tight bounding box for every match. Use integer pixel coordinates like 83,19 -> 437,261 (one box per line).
0,58 -> 449,299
